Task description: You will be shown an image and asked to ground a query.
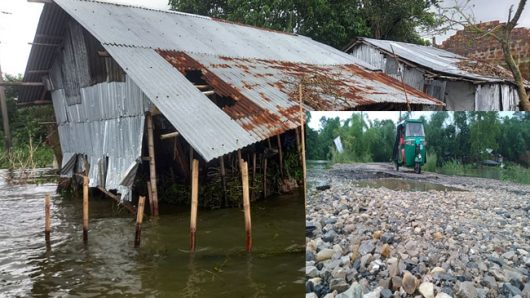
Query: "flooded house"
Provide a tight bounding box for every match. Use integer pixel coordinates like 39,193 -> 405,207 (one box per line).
16,0 -> 446,250
345,37 -> 529,111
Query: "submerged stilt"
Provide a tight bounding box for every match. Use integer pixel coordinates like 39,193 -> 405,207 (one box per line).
135,196 -> 146,247
82,175 -> 89,243
44,194 -> 51,243
240,159 -> 252,252
190,159 -> 199,252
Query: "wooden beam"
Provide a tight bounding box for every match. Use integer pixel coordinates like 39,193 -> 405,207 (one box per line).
28,42 -> 61,47
0,82 -> 44,87
98,50 -> 110,57
190,159 -> 199,252
44,194 -> 51,242
28,0 -> 53,4
27,70 -> 49,74
202,90 -> 215,96
146,112 -> 159,217
96,186 -> 136,214
160,131 -> 179,140
16,100 -> 52,106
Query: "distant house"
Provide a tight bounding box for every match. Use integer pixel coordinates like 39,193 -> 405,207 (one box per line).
345,37 -> 528,111
19,1 -> 442,202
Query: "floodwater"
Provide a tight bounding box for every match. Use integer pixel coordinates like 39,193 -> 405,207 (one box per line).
0,170 -> 304,297
353,178 -> 466,192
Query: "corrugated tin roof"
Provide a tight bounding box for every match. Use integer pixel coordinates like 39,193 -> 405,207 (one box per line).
21,0 -> 443,161
105,46 -> 256,161
352,37 -> 520,84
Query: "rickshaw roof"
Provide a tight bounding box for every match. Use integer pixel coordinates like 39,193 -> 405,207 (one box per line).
397,119 -> 424,128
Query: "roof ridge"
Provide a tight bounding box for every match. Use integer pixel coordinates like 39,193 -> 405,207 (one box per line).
65,0 -> 212,20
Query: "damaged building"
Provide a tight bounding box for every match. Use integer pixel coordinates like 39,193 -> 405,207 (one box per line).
346,37 -> 529,111
19,0 -> 444,211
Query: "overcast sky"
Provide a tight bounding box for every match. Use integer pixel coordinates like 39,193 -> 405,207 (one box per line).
1,0 -> 529,75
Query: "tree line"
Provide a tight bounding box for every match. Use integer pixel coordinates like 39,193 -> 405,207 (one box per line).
168,0 -> 440,49
306,112 -> 530,167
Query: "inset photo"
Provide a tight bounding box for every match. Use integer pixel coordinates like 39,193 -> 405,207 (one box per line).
305,111 -> 530,298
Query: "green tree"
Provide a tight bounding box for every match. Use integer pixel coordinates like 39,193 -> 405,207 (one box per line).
469,112 -> 501,161
168,0 -> 441,48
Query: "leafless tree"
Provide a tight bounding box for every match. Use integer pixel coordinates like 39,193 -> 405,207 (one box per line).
438,0 -> 530,111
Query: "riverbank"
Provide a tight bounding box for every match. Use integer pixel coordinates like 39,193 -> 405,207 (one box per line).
305,163 -> 530,298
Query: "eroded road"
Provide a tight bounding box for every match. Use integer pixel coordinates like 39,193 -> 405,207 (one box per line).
306,163 -> 530,298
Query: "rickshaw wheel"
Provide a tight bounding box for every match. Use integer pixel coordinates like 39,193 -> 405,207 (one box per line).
414,163 -> 421,174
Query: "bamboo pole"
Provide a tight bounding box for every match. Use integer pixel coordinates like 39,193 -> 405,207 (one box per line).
147,181 -> 154,215
146,113 -> 159,216
251,152 -> 256,201
299,84 -> 307,201
134,196 -> 146,247
83,175 -> 89,243
263,157 -> 268,198
0,64 -> 12,151
240,160 -> 252,252
190,159 -> 199,252
44,194 -> 51,242
296,128 -> 302,165
277,135 -> 283,178
219,156 -> 227,207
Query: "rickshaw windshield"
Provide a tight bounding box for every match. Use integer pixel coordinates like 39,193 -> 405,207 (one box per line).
405,123 -> 425,137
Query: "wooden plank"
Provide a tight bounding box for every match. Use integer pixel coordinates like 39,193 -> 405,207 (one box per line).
96,186 -> 136,214
0,82 -> 44,87
28,42 -> 61,47
160,131 -> 179,140
146,113 -> 159,216
190,159 -> 199,252
0,64 -> 12,151
240,160 -> 252,252
28,0 -> 53,3
299,84 -> 307,202
16,100 -> 52,106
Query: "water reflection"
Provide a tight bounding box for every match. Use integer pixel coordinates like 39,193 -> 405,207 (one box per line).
0,170 -> 304,297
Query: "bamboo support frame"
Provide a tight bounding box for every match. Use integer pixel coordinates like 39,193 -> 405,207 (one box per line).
299,84 -> 307,201
240,160 -> 252,252
263,157 -> 268,198
251,152 -> 256,201
190,159 -> 199,252
44,194 -> 51,242
83,175 -> 89,243
147,181 -> 154,215
135,196 -> 146,247
219,156 -> 227,207
146,113 -> 159,216
277,135 -> 283,178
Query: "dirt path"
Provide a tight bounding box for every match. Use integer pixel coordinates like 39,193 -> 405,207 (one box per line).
306,163 -> 530,298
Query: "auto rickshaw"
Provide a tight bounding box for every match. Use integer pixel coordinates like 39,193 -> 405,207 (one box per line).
392,119 -> 427,174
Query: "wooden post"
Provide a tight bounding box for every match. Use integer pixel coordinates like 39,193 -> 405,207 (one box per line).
277,135 -> 283,178
296,128 -> 302,165
299,84 -> 307,201
0,64 -> 12,151
219,156 -> 227,207
240,159 -> 252,252
147,181 -> 154,215
146,112 -> 159,216
44,194 -> 51,242
83,175 -> 89,243
251,152 -> 256,201
263,157 -> 268,198
135,196 -> 146,247
190,159 -> 199,252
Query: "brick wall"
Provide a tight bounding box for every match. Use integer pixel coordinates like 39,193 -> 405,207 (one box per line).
441,21 -> 530,79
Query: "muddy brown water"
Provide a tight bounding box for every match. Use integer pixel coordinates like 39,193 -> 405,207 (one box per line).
353,178 -> 466,192
0,170 -> 304,297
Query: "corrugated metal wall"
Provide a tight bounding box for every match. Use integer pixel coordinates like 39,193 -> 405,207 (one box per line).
52,76 -> 150,201
350,43 -> 521,111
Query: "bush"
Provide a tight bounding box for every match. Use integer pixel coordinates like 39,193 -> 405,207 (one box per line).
501,163 -> 530,185
423,152 -> 437,172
